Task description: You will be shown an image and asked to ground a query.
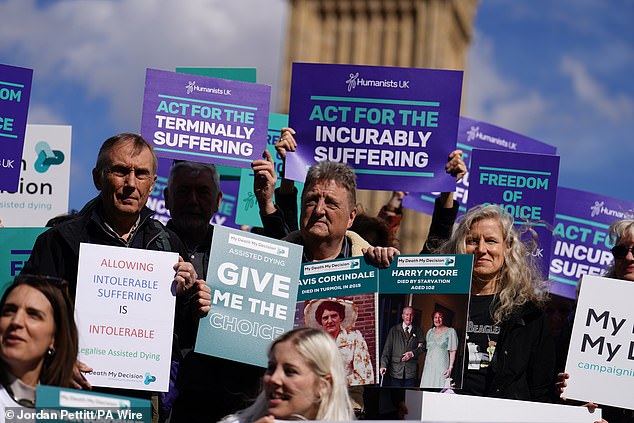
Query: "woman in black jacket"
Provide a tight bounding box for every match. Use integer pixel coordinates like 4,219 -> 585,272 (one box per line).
435,204 -> 555,401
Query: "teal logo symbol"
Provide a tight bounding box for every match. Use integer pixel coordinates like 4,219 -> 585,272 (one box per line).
144,372 -> 156,385
34,141 -> 64,173
349,261 -> 360,269
444,257 -> 455,266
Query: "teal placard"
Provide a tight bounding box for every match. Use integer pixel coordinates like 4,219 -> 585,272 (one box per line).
235,113 -> 304,227
379,254 -> 473,294
294,256 -> 380,385
297,257 -> 378,300
36,384 -> 151,423
175,67 -> 257,179
0,227 -> 47,297
175,67 -> 256,83
194,225 -> 303,367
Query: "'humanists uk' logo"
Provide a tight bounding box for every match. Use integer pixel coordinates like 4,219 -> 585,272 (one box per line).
465,126 -> 517,150
590,201 -> 634,219
185,80 -> 231,96
345,72 -> 410,92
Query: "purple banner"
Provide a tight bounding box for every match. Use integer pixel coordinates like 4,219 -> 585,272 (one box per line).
549,187 -> 634,299
0,64 -> 33,192
140,68 -> 270,168
403,116 -> 557,216
285,63 -> 462,191
467,149 -> 560,278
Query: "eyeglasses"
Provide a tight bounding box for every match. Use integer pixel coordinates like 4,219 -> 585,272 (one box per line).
107,165 -> 153,181
611,245 -> 634,259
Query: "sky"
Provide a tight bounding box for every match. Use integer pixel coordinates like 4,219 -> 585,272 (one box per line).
1,0 -> 633,212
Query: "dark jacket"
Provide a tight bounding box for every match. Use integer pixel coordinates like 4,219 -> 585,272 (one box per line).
22,197 -> 189,299
488,301 -> 555,402
380,323 -> 426,380
420,197 -> 459,254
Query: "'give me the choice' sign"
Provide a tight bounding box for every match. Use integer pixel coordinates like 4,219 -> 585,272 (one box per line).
195,226 -> 303,367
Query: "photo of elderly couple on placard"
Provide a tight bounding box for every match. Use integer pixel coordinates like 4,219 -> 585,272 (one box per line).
294,292 -> 469,390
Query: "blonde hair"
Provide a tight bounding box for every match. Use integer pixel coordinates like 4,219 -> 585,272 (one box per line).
220,327 -> 354,423
437,204 -> 548,324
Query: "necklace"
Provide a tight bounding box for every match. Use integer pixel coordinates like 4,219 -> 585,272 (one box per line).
3,381 -> 35,408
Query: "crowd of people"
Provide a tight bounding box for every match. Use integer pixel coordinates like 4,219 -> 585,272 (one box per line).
0,128 -> 631,423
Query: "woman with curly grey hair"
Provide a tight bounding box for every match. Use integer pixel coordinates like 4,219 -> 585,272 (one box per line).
436,204 -> 554,401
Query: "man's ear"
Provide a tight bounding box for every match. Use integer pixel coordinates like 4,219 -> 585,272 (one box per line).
92,168 -> 102,190
214,191 -> 223,214
347,206 -> 357,230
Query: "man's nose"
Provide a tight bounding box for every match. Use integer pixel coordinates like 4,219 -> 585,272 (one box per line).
123,170 -> 137,187
314,198 -> 326,214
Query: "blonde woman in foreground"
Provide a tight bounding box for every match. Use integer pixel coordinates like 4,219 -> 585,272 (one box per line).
218,327 -> 355,423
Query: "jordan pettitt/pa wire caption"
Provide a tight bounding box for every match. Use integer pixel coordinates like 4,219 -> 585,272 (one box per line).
3,407 -> 150,422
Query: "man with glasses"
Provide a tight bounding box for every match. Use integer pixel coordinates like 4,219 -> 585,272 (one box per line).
23,133 -> 198,298
22,133 -> 206,421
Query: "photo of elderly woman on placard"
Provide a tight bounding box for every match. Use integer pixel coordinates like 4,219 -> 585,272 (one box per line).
303,297 -> 375,386
420,309 -> 458,388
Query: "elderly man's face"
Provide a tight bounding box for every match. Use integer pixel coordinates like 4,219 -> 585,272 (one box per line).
165,167 -> 221,232
94,140 -> 156,219
300,179 -> 356,245
402,307 -> 413,326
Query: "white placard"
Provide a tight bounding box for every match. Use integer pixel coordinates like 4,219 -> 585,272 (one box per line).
564,275 -> 634,410
0,124 -> 72,226
75,243 -> 178,392
405,390 -> 600,422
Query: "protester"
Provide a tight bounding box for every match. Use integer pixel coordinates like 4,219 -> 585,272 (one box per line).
304,298 -> 375,385
557,218 -> 634,422
420,309 -> 458,389
20,133 -> 201,421
252,155 -> 398,414
22,133 -> 198,298
163,160 -> 263,423
218,327 -> 355,423
434,204 -> 555,401
0,275 -> 78,411
259,129 -> 466,250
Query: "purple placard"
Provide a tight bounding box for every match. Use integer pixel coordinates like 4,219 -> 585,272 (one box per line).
549,187 -> 634,299
140,68 -> 270,168
467,149 -> 560,278
0,64 -> 33,192
285,63 -> 463,191
403,116 -> 557,216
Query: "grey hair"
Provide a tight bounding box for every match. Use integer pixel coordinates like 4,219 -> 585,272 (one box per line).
167,160 -> 220,192
603,219 -> 634,278
94,133 -> 157,179
436,204 -> 548,324
301,161 -> 357,209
